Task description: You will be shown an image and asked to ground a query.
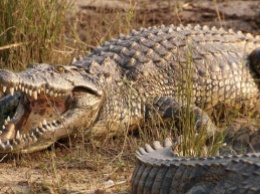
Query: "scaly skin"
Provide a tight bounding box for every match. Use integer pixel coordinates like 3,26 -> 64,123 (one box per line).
131,139 -> 260,194
0,24 -> 259,153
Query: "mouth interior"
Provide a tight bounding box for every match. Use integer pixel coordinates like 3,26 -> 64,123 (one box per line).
1,92 -> 70,142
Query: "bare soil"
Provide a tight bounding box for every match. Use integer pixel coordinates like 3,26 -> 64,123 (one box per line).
0,0 -> 259,193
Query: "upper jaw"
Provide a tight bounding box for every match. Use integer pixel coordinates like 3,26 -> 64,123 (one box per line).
0,65 -> 74,100
0,64 -> 103,99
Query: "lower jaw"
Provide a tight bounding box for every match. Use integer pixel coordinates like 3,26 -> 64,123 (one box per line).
4,99 -> 69,141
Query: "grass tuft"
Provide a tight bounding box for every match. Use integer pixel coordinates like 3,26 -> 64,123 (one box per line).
0,0 -> 71,70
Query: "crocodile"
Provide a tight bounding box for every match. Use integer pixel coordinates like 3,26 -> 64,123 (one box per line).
0,24 -> 259,153
131,139 -> 260,194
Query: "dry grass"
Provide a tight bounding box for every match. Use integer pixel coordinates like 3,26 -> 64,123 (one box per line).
0,0 -> 72,70
0,0 -> 259,193
1,136 -> 138,193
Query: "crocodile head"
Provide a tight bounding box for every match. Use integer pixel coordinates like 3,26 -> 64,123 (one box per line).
0,64 -> 103,153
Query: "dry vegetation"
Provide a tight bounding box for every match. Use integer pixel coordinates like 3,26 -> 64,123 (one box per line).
0,0 -> 259,193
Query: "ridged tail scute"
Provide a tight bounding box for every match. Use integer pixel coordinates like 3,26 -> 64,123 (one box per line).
131,138 -> 175,193
131,139 -> 260,194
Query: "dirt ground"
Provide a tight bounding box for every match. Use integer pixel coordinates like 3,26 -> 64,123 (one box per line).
0,0 -> 259,193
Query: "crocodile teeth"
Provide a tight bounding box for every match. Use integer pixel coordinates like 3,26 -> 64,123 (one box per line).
43,119 -> 47,126
9,87 -> 14,96
31,132 -> 37,141
33,91 -> 38,100
35,128 -> 42,136
3,86 -> 7,93
16,130 -> 21,140
0,83 -> 68,98
6,140 -> 13,150
38,122 -> 43,128
12,139 -> 17,145
7,116 -> 10,122
39,127 -> 46,132
22,134 -> 26,139
2,125 -> 5,130
6,139 -> 10,146
52,120 -> 58,126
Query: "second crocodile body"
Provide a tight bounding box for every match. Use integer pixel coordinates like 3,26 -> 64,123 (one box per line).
132,139 -> 260,194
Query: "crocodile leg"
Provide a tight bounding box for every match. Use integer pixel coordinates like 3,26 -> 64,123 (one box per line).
145,97 -> 218,137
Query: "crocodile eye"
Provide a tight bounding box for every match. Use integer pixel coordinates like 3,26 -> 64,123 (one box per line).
55,65 -> 64,73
